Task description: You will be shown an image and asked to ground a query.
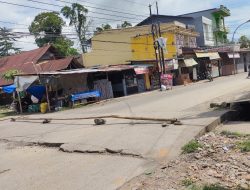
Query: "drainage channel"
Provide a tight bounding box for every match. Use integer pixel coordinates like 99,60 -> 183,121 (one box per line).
230,101 -> 250,121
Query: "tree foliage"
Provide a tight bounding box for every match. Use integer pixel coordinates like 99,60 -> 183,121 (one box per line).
239,35 -> 250,48
121,21 -> 132,28
53,38 -> 79,56
0,27 -> 21,57
2,69 -> 20,81
95,24 -> 112,33
29,12 -> 79,56
61,3 -> 90,53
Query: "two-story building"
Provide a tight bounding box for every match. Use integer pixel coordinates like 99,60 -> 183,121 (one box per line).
83,22 -> 199,89
137,5 -> 231,47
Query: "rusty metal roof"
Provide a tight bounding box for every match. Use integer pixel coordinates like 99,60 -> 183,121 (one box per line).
0,45 -> 51,69
95,65 -> 134,72
38,57 -> 75,72
0,45 -> 81,86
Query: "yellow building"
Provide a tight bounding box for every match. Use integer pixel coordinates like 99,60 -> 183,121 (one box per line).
83,22 -> 199,68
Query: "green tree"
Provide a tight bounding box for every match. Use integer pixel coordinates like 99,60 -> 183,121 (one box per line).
29,12 -> 78,56
121,21 -> 132,28
0,27 -> 21,57
53,38 -> 79,56
61,3 -> 90,53
95,24 -> 112,33
239,35 -> 250,48
2,69 -> 20,81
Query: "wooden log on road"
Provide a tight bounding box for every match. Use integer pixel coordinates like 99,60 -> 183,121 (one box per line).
11,115 -> 178,123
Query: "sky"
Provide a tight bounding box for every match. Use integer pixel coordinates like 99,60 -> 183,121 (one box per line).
0,0 -> 250,51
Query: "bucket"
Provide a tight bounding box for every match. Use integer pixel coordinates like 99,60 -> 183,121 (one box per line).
40,103 -> 48,114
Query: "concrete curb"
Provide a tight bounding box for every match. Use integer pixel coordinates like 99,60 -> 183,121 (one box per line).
195,110 -> 236,138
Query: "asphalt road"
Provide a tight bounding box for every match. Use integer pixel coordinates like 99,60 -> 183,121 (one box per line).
0,73 -> 250,190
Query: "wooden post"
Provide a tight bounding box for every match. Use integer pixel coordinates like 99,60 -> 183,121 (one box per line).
17,91 -> 23,114
45,85 -> 51,112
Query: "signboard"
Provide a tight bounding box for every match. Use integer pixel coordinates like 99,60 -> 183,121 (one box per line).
161,74 -> 173,89
134,67 -> 149,75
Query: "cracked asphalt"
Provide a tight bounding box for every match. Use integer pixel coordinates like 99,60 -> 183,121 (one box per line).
1,73 -> 250,190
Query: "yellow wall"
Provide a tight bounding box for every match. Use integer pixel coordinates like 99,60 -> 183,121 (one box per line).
82,23 -> 198,67
131,33 -> 177,61
83,26 -> 153,67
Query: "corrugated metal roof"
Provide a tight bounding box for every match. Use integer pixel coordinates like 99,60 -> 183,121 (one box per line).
0,45 -> 52,86
14,65 -> 133,77
195,52 -> 221,60
38,57 -> 74,72
14,69 -> 98,76
0,45 -> 80,86
96,65 -> 134,72
0,45 -> 51,69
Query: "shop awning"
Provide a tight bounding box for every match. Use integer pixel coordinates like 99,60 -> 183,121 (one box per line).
1,84 -> 16,94
132,64 -> 152,75
196,52 -> 221,60
14,76 -> 38,92
183,58 -> 198,67
134,67 -> 149,74
227,53 -> 240,59
178,58 -> 198,68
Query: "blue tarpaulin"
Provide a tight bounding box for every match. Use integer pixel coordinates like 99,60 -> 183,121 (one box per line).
71,90 -> 101,102
26,85 -> 46,101
2,84 -> 16,94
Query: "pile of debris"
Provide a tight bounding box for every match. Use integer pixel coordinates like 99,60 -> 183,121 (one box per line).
121,132 -> 250,190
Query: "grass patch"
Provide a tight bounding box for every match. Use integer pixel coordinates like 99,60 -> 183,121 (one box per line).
221,130 -> 248,138
237,140 -> 250,152
182,140 -> 202,154
203,184 -> 228,190
182,178 -> 194,187
0,111 -> 16,118
189,185 -> 202,190
0,106 -> 16,118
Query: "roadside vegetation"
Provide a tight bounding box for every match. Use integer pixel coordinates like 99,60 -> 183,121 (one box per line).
186,183 -> 247,190
0,105 -> 15,118
221,130 -> 250,138
182,140 -> 203,154
237,140 -> 250,152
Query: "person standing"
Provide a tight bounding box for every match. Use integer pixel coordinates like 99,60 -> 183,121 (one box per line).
247,65 -> 250,78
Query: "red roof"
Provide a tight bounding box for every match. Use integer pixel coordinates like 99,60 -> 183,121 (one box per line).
0,45 -> 81,86
0,45 -> 51,69
38,57 -> 74,72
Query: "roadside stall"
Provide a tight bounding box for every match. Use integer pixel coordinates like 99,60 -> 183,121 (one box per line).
195,52 -> 221,79
13,69 -> 102,113
219,52 -> 241,75
177,58 -> 198,85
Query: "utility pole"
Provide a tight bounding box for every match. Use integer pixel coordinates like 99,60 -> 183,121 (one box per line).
149,4 -> 152,16
151,23 -> 162,90
156,1 -> 159,15
158,22 -> 166,74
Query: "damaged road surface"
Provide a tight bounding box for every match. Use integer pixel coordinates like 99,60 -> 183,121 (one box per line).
1,73 -> 250,190
0,141 -> 147,190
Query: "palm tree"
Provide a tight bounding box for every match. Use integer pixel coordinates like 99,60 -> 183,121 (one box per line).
61,3 -> 89,53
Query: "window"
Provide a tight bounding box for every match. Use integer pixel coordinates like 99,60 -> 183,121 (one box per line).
203,23 -> 213,41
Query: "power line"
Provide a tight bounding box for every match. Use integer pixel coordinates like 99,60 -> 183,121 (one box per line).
114,0 -> 148,7
55,0 -> 148,17
0,1 -> 146,23
26,0 -> 145,21
65,0 -> 148,14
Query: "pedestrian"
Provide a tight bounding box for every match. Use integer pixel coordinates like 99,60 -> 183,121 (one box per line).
247,65 -> 250,78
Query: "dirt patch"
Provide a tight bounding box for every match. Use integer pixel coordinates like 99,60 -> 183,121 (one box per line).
120,132 -> 250,190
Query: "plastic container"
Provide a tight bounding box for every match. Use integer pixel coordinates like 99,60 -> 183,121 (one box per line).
40,103 -> 48,114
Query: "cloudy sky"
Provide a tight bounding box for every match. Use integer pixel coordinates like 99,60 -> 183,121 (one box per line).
0,0 -> 250,51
